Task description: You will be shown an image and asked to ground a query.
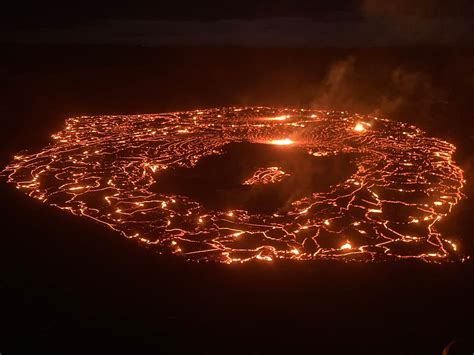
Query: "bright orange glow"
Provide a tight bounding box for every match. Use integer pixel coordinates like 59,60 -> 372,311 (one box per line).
340,242 -> 352,250
354,123 -> 365,132
269,138 -> 294,145
265,115 -> 289,121
68,186 -> 86,191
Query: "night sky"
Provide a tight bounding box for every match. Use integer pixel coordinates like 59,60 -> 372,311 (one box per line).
2,0 -> 473,46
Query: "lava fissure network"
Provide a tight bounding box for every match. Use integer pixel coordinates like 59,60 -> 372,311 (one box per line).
2,107 -> 466,263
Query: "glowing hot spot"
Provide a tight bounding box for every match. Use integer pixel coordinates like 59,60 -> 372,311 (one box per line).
266,115 -> 289,121
269,138 -> 294,145
340,242 -> 352,250
354,123 -> 365,132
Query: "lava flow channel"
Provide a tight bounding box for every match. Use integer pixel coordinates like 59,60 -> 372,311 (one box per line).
1,107 -> 466,263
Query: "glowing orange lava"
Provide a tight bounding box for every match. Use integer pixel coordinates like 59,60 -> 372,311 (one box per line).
265,115 -> 290,121
340,242 -> 352,250
1,107 -> 466,263
354,123 -> 366,132
242,167 -> 290,185
269,138 -> 294,145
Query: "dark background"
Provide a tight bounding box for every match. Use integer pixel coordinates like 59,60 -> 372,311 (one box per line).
1,1 -> 474,354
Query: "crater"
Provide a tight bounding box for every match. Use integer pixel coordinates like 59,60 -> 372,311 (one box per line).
152,142 -> 357,214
